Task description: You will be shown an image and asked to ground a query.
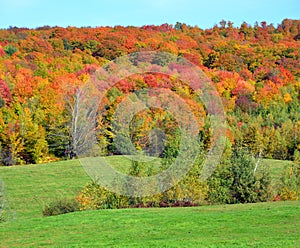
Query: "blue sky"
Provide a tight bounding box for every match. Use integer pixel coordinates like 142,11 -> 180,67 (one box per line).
0,0 -> 299,29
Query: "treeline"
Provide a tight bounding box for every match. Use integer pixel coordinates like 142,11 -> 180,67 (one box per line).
0,19 -> 300,165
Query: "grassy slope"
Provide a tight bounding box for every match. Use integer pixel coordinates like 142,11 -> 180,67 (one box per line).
0,160 -> 90,219
0,156 -> 161,219
1,201 -> 299,247
0,157 -> 293,219
262,159 -> 293,186
0,157 -> 299,247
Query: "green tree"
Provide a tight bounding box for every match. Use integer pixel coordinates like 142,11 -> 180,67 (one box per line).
4,44 -> 17,56
229,148 -> 271,203
279,161 -> 300,200
207,139 -> 233,204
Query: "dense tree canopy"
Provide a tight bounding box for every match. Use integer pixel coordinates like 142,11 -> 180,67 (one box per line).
0,19 -> 299,165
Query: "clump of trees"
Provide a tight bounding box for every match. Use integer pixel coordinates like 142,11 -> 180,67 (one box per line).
76,145 -> 272,210
0,19 -> 300,165
207,144 -> 271,204
41,143 -> 299,216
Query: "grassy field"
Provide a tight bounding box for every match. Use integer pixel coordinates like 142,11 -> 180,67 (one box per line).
1,201 -> 299,247
0,157 -> 299,247
0,156 -> 161,219
0,156 -> 293,219
0,159 -> 89,219
262,159 -> 293,186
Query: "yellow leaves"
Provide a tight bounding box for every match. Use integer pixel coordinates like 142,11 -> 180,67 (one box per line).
279,187 -> 299,201
0,105 -> 49,164
158,42 -> 178,55
78,73 -> 90,83
0,111 -> 4,132
222,96 -> 236,113
9,131 -> 23,151
255,80 -> 280,106
134,41 -> 146,49
8,130 -> 24,164
76,194 -> 91,211
284,93 -> 292,103
233,43 -> 249,51
183,97 -> 206,129
40,156 -> 59,163
32,126 -> 48,163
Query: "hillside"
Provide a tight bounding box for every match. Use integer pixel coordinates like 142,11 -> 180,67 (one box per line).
0,19 -> 300,165
0,20 -> 300,246
0,157 -> 299,247
0,157 -> 294,219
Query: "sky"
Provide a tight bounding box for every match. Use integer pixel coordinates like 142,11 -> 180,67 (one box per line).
0,0 -> 299,29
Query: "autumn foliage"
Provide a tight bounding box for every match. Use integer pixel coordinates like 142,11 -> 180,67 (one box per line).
0,19 -> 299,165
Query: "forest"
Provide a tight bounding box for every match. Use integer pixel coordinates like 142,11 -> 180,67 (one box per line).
0,19 -> 300,166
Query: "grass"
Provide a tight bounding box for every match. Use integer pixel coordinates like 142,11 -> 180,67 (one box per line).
0,157 -> 299,247
0,201 -> 299,247
107,155 -> 162,174
262,159 -> 293,186
0,157 -> 295,219
0,156 -> 161,219
0,159 -> 89,219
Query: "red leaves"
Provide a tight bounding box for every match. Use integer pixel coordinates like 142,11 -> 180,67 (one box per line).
0,47 -> 5,57
0,79 -> 12,105
232,80 -> 255,97
144,74 -> 158,88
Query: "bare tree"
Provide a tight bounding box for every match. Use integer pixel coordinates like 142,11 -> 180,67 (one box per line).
47,83 -> 99,159
66,87 -> 98,158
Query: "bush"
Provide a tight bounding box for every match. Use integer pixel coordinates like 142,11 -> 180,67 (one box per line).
278,162 -> 300,201
76,180 -> 204,210
207,140 -> 233,204
78,147 -> 273,210
42,198 -> 80,216
207,146 -> 272,204
77,157 -> 208,210
77,181 -> 128,210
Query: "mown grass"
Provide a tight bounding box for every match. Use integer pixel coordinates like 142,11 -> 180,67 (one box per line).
0,156 -> 161,219
0,160 -> 89,219
0,201 -> 299,247
0,157 -> 299,247
0,157 -> 294,219
262,159 -> 293,186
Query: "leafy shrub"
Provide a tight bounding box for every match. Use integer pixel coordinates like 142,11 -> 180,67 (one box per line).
77,160 -> 160,210
77,180 -> 204,210
78,146 -> 273,210
77,181 -> 128,210
278,162 -> 300,200
43,198 -> 80,216
77,157 -> 208,210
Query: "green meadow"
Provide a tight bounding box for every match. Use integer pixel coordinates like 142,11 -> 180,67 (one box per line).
0,157 -> 299,247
